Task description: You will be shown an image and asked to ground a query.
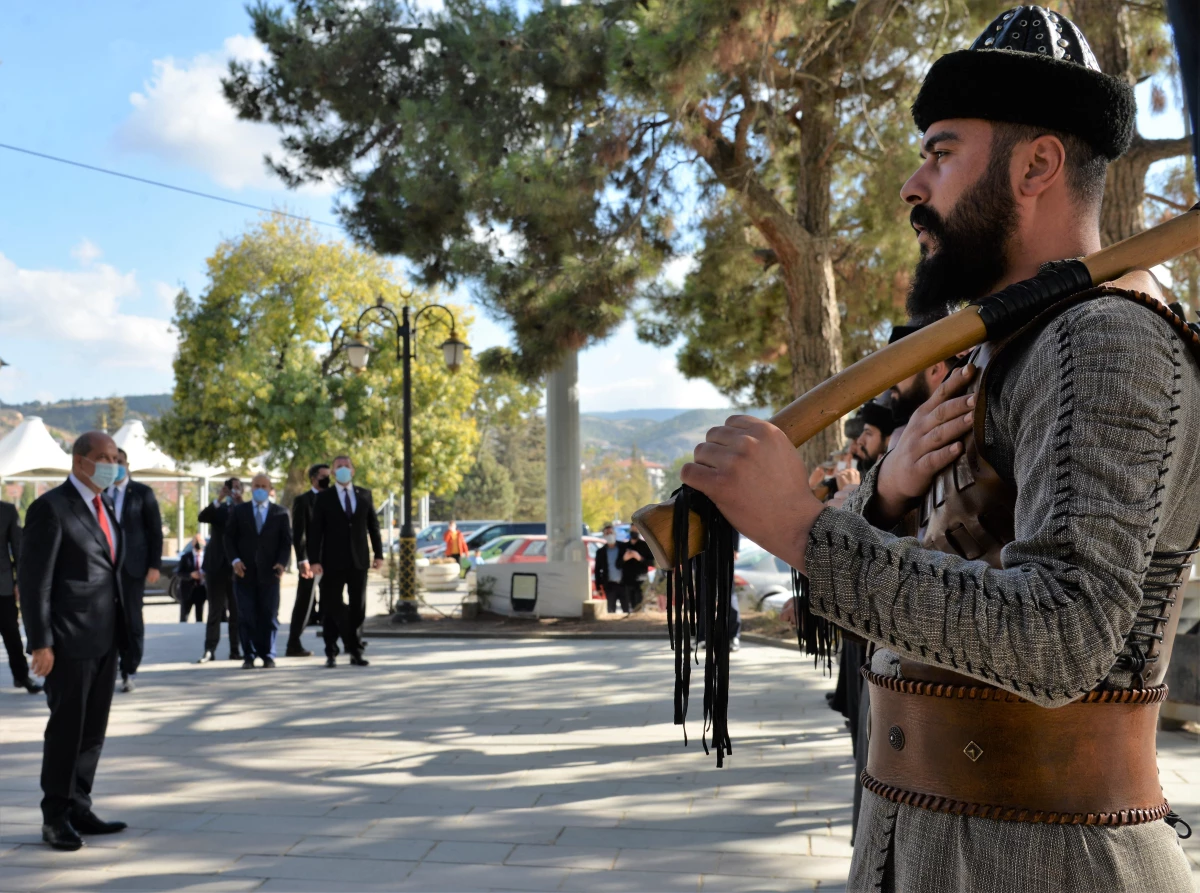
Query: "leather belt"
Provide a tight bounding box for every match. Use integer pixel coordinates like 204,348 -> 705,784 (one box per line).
863,670 -> 1170,825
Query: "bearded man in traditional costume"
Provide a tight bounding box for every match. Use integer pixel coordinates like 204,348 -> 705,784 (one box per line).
681,7 -> 1198,891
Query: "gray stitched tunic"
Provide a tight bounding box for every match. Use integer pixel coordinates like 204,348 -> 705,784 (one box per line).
805,296 -> 1197,892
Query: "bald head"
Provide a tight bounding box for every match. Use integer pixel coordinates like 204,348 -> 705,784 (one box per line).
71,431 -> 119,494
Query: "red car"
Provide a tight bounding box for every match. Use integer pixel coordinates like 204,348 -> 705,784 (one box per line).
495,535 -> 608,595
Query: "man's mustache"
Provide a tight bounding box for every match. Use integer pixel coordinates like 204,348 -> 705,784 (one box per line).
910,204 -> 946,240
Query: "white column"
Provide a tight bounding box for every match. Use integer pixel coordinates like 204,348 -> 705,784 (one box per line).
176,481 -> 185,552
419,494 -> 430,532
199,478 -> 210,538
546,348 -> 584,563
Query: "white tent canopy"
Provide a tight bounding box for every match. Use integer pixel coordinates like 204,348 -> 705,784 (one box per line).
0,416 -> 71,477
112,420 -> 188,478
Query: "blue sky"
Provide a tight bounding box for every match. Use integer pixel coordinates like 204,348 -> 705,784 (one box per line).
0,3 -> 1189,410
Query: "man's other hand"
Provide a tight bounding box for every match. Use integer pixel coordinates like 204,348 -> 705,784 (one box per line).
145,568 -> 160,585
232,559 -> 246,578
299,560 -> 312,579
309,563 -> 323,577
372,558 -> 384,571
273,564 -> 286,579
779,596 -> 797,627
190,570 -> 202,581
31,647 -> 54,677
874,364 -> 977,525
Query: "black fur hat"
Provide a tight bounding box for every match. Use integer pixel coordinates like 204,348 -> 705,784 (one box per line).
912,6 -> 1136,160
858,399 -> 898,437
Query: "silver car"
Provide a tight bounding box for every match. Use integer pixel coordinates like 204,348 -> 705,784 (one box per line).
734,544 -> 795,610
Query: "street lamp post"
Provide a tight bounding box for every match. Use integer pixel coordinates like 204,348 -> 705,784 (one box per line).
333,295 -> 469,623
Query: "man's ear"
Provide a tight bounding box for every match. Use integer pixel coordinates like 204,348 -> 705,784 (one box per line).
1016,134 -> 1067,199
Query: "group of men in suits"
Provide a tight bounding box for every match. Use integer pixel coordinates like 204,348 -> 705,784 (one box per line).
192,455 -> 384,668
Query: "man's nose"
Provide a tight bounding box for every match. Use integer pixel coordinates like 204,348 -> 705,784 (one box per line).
901,168 -> 929,207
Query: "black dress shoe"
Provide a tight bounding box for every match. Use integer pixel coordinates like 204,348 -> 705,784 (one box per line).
261,657 -> 276,668
325,656 -> 336,668
229,651 -> 243,661
196,651 -> 215,664
71,810 -> 127,835
349,653 -> 369,667
42,818 -> 83,851
284,646 -> 312,658
241,658 -> 256,669
16,677 -> 43,694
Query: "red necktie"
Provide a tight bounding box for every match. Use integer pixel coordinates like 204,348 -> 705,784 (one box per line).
93,494 -> 115,562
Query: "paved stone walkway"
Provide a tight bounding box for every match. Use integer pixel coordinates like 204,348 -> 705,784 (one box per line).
1,624 -> 1197,892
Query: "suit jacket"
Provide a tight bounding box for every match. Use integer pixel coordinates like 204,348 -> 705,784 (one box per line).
113,479 -> 163,579
0,501 -> 21,597
198,501 -> 235,573
224,501 -> 292,584
177,548 -> 204,600
291,490 -> 319,564
308,485 -> 383,573
616,539 -> 654,585
19,480 -> 126,659
593,543 -> 618,588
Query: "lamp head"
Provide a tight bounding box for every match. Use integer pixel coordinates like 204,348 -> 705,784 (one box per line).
440,334 -> 469,373
346,340 -> 371,371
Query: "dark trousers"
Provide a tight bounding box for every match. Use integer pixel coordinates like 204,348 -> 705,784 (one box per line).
203,569 -> 240,656
320,569 -> 366,658
41,647 -> 117,823
0,594 -> 29,682
603,582 -> 629,615
118,572 -> 145,678
233,573 -> 280,660
179,584 -> 206,622
286,575 -> 315,651
627,578 -> 647,611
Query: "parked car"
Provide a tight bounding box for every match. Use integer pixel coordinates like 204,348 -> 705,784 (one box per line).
467,534 -> 527,568
414,520 -> 500,556
145,545 -> 187,605
491,534 -> 608,595
733,543 -> 795,611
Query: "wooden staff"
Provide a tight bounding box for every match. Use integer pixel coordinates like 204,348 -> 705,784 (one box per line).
633,206 -> 1200,568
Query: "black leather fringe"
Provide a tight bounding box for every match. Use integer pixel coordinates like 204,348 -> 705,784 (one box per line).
668,485 -> 733,766
667,487 -> 840,768
792,568 -> 839,675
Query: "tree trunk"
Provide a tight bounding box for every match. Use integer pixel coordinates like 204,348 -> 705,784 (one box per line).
1068,0 -> 1190,245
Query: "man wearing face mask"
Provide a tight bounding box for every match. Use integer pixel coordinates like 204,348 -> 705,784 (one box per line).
307,456 -> 384,668
225,474 -> 292,668
196,479 -> 244,663
616,527 -> 654,612
20,431 -> 128,850
109,448 -> 162,693
285,463 -> 329,658
593,523 -> 627,615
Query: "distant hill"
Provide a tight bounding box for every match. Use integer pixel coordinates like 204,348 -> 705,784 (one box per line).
0,394 -> 173,440
580,407 -> 769,463
581,408 -> 694,423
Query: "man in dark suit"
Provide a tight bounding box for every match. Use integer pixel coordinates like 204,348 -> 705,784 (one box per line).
593,523 -> 628,615
616,527 -> 654,611
20,431 -> 128,851
177,533 -> 206,623
225,473 -> 292,668
0,498 -> 40,693
109,449 -> 163,693
196,479 -> 243,663
285,462 -> 329,657
308,455 -> 383,668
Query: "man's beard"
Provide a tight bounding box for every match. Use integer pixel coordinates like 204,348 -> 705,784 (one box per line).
891,374 -> 932,427
906,150 -> 1019,324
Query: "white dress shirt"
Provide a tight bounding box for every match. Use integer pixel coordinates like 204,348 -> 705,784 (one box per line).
68,473 -> 120,553
336,482 -> 357,514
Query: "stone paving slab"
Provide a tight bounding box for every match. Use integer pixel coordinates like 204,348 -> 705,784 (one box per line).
1,623 -> 1197,892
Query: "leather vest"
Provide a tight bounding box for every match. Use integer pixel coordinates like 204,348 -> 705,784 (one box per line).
911,287 -> 1200,691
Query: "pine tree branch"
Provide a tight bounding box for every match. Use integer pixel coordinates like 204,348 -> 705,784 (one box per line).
1129,134 -> 1192,165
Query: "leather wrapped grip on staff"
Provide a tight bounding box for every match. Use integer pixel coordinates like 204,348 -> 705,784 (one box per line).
633,205 -> 1200,569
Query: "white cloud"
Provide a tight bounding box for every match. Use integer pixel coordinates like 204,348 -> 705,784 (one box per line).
117,36 -> 332,194
71,238 -> 103,266
0,250 -> 176,376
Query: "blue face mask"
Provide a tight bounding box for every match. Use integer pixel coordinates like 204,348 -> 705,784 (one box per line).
89,461 -> 119,490
334,467 -> 353,485
252,488 -> 270,504
114,465 -> 127,484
